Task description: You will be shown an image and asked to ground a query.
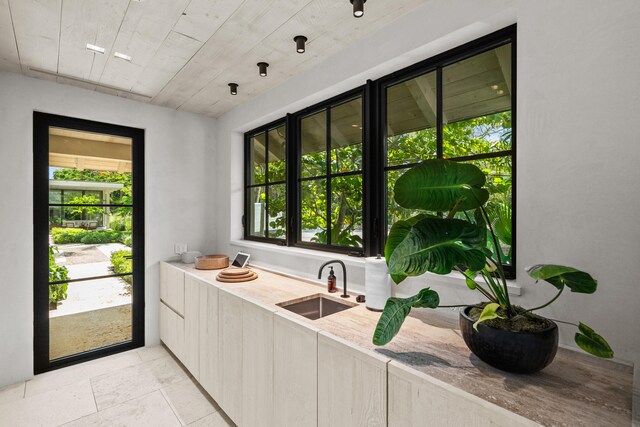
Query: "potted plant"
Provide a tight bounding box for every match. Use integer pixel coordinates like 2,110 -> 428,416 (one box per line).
372,159 -> 613,373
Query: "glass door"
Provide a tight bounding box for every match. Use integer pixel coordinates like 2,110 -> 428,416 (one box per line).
34,113 -> 145,373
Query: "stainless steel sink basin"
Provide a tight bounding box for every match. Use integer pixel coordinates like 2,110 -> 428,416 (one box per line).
277,294 -> 357,320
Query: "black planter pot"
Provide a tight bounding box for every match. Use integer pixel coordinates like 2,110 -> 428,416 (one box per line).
459,306 -> 559,374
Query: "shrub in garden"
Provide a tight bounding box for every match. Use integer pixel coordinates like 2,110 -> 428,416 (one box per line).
80,230 -> 123,244
111,249 -> 133,294
48,246 -> 69,306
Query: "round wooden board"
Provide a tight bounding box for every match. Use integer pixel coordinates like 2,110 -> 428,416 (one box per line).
218,272 -> 255,280
216,272 -> 258,283
219,267 -> 251,276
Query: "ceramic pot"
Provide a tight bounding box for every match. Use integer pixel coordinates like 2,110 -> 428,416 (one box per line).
459,306 -> 559,373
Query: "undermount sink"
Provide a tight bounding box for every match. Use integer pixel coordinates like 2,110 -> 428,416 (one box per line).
277,294 -> 357,320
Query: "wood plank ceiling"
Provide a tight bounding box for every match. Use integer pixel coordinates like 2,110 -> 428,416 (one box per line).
0,0 -> 430,117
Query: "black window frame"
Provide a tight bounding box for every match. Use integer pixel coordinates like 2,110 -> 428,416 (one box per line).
243,118 -> 288,244
243,24 -> 516,276
293,87 -> 366,255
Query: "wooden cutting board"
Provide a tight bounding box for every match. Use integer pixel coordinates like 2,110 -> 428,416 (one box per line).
216,271 -> 258,283
219,267 -> 250,276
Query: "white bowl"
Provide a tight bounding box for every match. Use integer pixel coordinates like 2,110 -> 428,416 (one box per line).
181,251 -> 202,264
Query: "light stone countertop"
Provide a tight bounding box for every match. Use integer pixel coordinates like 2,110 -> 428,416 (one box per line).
168,261 -> 634,427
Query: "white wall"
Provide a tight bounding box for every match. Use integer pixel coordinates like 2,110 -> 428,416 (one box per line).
214,0 -> 640,366
0,71 -> 217,387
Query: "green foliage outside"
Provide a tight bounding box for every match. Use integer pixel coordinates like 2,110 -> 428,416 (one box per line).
110,250 -> 132,294
65,194 -> 106,219
52,169 -> 132,218
250,111 -> 512,251
110,216 -> 132,232
51,227 -> 129,245
48,246 -> 69,306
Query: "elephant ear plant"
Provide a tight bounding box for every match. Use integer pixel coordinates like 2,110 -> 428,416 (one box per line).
372,159 -> 613,361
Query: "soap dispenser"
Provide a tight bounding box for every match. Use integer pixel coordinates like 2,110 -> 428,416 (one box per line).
327,266 -> 337,293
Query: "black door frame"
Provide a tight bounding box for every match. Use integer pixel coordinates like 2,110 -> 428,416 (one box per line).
33,112 -> 145,374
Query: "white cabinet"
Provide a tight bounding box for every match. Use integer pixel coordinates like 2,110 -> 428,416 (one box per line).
318,332 -> 389,427
160,262 -> 185,315
218,289 -> 243,425
184,274 -> 203,379
273,313 -> 319,427
242,300 -> 276,427
159,302 -> 184,360
387,362 -> 538,427
199,280 -> 220,401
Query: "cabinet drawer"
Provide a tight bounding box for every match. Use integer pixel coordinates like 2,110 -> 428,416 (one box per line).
160,262 -> 185,315
160,301 -> 184,360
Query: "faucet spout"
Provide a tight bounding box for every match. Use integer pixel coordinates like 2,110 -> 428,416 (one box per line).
318,260 -> 349,298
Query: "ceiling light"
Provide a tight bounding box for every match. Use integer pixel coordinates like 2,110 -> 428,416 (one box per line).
114,52 -> 132,62
491,84 -> 499,90
350,0 -> 366,18
294,35 -> 307,53
257,62 -> 269,77
351,124 -> 358,128
86,43 -> 105,54
228,83 -> 238,95
497,89 -> 504,95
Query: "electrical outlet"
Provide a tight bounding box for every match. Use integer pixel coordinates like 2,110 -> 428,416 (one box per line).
174,243 -> 188,254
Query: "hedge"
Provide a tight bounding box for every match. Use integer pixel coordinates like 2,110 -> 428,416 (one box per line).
111,249 -> 133,294
50,228 -> 129,245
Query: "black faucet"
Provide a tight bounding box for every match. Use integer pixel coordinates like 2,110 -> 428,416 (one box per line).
318,260 -> 349,298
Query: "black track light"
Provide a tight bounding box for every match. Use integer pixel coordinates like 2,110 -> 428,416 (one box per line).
294,35 -> 307,53
228,83 -> 238,95
350,0 -> 366,18
257,62 -> 269,77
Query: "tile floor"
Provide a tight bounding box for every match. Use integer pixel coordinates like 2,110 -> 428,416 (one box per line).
0,345 -> 235,427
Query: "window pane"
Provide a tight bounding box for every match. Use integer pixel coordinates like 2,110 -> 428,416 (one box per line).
331,98 -> 362,174
267,184 -> 286,239
301,110 -> 327,178
49,190 -> 62,204
267,126 -> 286,183
386,71 -> 437,166
300,178 -> 327,242
247,186 -> 266,237
331,175 -> 363,247
465,157 -> 512,265
386,168 -> 425,232
443,45 -> 512,158
249,133 -> 266,185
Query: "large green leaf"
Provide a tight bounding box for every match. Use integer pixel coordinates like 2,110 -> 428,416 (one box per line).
575,322 -> 613,358
384,214 -> 433,283
526,264 -> 597,294
387,217 -> 486,282
372,288 -> 440,346
394,159 -> 490,212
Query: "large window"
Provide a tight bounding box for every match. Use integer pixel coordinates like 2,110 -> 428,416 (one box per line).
243,26 -> 515,274
299,96 -> 364,249
384,42 -> 514,270
245,122 -> 287,242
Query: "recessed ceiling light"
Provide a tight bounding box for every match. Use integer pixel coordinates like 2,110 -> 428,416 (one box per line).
351,124 -> 358,128
257,62 -> 269,77
86,43 -> 105,54
228,83 -> 238,95
114,52 -> 132,62
491,84 -> 499,90
294,36 -> 307,53
350,0 -> 366,18
497,89 -> 504,95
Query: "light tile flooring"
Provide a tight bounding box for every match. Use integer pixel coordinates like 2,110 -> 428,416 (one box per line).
0,346 -> 235,427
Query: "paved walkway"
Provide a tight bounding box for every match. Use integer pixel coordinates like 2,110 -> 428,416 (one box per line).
51,243 -> 132,318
